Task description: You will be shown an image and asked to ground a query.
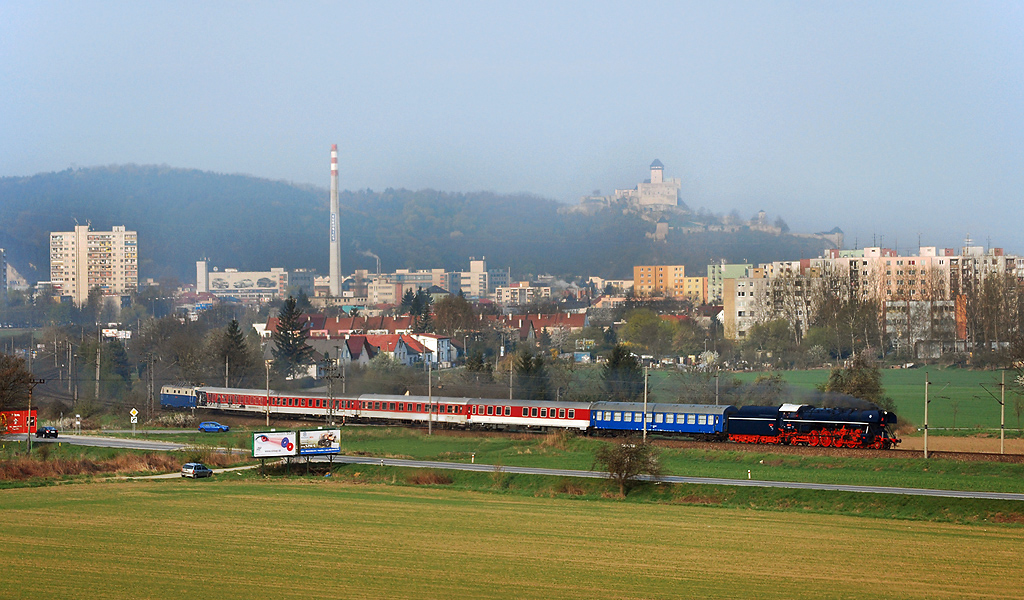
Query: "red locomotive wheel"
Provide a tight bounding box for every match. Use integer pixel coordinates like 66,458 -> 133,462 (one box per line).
833,438 -> 844,448
808,433 -> 819,447
820,434 -> 833,447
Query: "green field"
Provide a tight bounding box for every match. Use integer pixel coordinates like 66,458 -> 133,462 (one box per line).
729,367 -> 1022,430
1,479 -> 1021,600
554,365 -> 1020,431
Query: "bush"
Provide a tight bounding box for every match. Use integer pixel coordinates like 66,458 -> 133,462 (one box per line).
406,470 -> 452,485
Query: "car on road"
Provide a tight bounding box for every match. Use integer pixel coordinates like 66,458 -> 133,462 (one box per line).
181,462 -> 214,478
198,421 -> 229,433
36,426 -> 58,438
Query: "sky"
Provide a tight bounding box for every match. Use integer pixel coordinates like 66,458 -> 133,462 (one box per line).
2,1 -> 1022,253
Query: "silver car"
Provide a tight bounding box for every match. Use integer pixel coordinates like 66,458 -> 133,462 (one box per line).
181,462 -> 214,478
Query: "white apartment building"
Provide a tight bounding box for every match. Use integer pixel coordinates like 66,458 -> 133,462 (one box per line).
493,283 -> 552,306
50,225 -> 138,305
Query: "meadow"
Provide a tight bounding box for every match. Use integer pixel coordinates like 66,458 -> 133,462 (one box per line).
729,366 -> 1022,430
1,479 -> 1021,600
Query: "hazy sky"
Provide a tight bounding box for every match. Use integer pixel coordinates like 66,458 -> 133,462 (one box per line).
3,1 -> 1022,252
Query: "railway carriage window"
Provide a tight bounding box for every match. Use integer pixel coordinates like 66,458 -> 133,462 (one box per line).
504,406 -> 511,416
624,413 -> 632,422
540,408 -> 547,418
655,413 -> 663,424
558,409 -> 565,419
374,402 -> 381,410
698,415 -> 707,425
530,407 -> 537,417
399,403 -> 404,411
522,407 -> 529,417
390,402 -> 396,411
487,405 -> 494,415
613,412 -> 621,421
472,405 -> 477,414
568,409 -> 574,419
447,405 -> 453,414
687,414 -> 696,425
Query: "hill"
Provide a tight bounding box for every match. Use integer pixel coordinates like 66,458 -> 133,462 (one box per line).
0,165 -> 835,283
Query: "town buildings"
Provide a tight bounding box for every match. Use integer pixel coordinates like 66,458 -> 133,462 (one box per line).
196,261 -> 315,303
719,243 -> 1024,356
49,225 -> 138,305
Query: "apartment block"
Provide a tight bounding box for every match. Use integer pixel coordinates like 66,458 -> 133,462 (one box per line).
633,265 -> 686,297
50,225 -> 138,305
493,282 -> 552,306
707,263 -> 753,303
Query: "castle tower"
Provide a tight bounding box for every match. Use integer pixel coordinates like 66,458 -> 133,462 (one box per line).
329,144 -> 342,297
650,159 -> 664,184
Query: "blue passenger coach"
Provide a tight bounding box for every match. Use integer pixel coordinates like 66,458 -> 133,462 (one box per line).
590,402 -> 736,438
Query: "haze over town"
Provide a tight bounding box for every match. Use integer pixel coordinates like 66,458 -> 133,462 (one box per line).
2,2 -> 1022,252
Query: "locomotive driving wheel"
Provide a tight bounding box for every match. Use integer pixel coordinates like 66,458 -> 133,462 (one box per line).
808,432 -> 819,447
820,433 -> 833,447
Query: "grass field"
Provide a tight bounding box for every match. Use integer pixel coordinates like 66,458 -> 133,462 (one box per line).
1,479 -> 1021,600
729,367 -> 1023,431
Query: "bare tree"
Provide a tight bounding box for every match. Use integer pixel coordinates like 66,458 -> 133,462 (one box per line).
593,438 -> 662,497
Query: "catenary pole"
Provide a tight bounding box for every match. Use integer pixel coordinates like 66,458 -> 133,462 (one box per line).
924,372 -> 930,459
643,365 -> 649,443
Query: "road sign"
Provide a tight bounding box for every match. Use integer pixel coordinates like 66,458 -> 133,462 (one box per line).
130,408 -> 138,417
130,416 -> 138,424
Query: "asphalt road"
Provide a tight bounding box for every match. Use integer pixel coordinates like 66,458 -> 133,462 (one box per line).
8,434 -> 1023,501
4,433 -> 190,452
321,455 -> 1024,502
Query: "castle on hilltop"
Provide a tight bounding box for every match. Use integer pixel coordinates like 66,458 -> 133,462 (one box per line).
572,159 -> 683,214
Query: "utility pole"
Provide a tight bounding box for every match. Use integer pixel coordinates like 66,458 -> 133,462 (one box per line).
923,372 -> 930,459
428,359 -> 433,436
95,327 -> 101,402
265,360 -> 272,427
1001,370 -> 1006,455
643,365 -> 649,443
26,378 -> 45,453
225,354 -> 229,388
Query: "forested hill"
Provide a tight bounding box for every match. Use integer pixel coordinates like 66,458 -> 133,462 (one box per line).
0,165 -> 833,283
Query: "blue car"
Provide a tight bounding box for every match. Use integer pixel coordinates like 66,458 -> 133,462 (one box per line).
198,421 -> 229,433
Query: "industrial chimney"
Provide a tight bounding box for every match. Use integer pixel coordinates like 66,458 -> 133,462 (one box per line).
329,144 -> 341,297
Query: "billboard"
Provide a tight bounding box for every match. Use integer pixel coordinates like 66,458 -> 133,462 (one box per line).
298,429 -> 341,455
253,431 -> 297,458
0,409 -> 37,435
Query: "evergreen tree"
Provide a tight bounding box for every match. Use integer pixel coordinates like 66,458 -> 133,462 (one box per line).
514,350 -> 549,400
220,319 -> 254,386
272,296 -> 314,378
412,288 -> 434,333
466,350 -> 493,374
603,344 -> 643,401
400,288 -> 416,314
295,289 -> 313,311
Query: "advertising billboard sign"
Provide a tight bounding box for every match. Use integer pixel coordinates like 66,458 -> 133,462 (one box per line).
298,429 -> 341,455
0,409 -> 37,435
253,431 -> 297,458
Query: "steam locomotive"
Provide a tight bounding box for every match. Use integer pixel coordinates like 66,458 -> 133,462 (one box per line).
160,385 -> 901,449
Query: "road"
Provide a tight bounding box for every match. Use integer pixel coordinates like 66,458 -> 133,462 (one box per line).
321,455 -> 1024,502
8,434 -> 1024,501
